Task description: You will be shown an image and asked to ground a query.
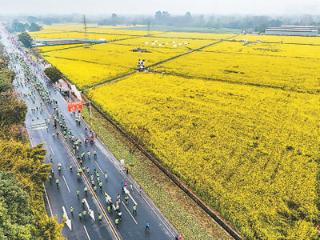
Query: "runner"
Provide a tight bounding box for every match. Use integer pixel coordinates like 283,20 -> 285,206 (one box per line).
133,204 -> 137,216
57,163 -> 62,174
55,178 -> 59,189
98,214 -> 102,222
70,206 -> 74,217
76,190 -> 80,198
145,223 -> 150,232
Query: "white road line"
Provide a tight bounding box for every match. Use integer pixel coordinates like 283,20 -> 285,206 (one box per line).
62,176 -> 71,192
83,226 -> 91,240
122,201 -> 138,225
50,146 -> 54,155
95,161 -> 104,174
124,187 -> 137,206
43,184 -> 53,217
31,126 -> 48,131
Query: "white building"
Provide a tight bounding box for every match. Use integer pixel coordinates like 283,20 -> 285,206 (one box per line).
265,25 -> 319,36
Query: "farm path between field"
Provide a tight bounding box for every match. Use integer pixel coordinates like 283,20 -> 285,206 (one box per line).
84,34 -> 239,91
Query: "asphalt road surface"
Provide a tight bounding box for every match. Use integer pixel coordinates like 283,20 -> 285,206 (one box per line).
0,25 -> 179,240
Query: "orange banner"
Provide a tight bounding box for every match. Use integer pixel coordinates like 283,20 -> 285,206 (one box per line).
67,101 -> 83,112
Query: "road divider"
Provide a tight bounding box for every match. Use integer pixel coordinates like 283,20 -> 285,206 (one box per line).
62,176 -> 71,192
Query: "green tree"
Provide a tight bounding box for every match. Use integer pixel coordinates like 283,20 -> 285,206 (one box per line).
28,23 -> 42,32
44,66 -> 63,84
0,140 -> 63,239
0,69 -> 13,92
0,171 -> 35,240
18,32 -> 33,48
0,92 -> 27,126
10,20 -> 28,33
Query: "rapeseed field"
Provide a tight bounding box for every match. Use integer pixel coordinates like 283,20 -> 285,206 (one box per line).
155,44 -> 320,92
89,73 -> 319,239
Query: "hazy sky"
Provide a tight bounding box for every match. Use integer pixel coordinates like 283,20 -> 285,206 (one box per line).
0,0 -> 319,15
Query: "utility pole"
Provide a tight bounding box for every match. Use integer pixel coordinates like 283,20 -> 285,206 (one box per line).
83,15 -> 90,48
83,15 -> 88,39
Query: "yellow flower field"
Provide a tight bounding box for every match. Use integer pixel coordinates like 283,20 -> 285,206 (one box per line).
233,34 -> 320,44
39,36 -> 219,87
37,44 -> 85,53
44,56 -> 128,88
89,72 -> 320,239
157,31 -> 236,40
111,37 -> 214,50
155,43 -> 320,92
204,40 -> 320,59
41,42 -> 187,87
30,31 -> 138,42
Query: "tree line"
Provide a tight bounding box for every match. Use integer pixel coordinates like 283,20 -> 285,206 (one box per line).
7,13 -> 320,33
97,12 -> 320,32
9,19 -> 42,33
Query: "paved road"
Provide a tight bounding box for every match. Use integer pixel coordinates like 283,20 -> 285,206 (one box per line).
0,25 -> 178,240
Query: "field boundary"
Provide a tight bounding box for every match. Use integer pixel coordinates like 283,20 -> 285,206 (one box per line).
82,94 -> 242,240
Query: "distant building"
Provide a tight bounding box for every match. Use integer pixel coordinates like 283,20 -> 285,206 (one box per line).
265,25 -> 319,36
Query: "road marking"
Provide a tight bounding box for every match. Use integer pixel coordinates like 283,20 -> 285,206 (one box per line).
121,201 -> 138,225
83,199 -> 95,221
104,192 -> 112,203
94,160 -> 104,174
124,187 -> 137,206
43,184 -> 53,217
83,226 -> 91,240
62,206 -> 72,231
30,125 -> 48,131
31,122 -> 47,128
62,176 -> 71,192
50,146 -> 54,155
